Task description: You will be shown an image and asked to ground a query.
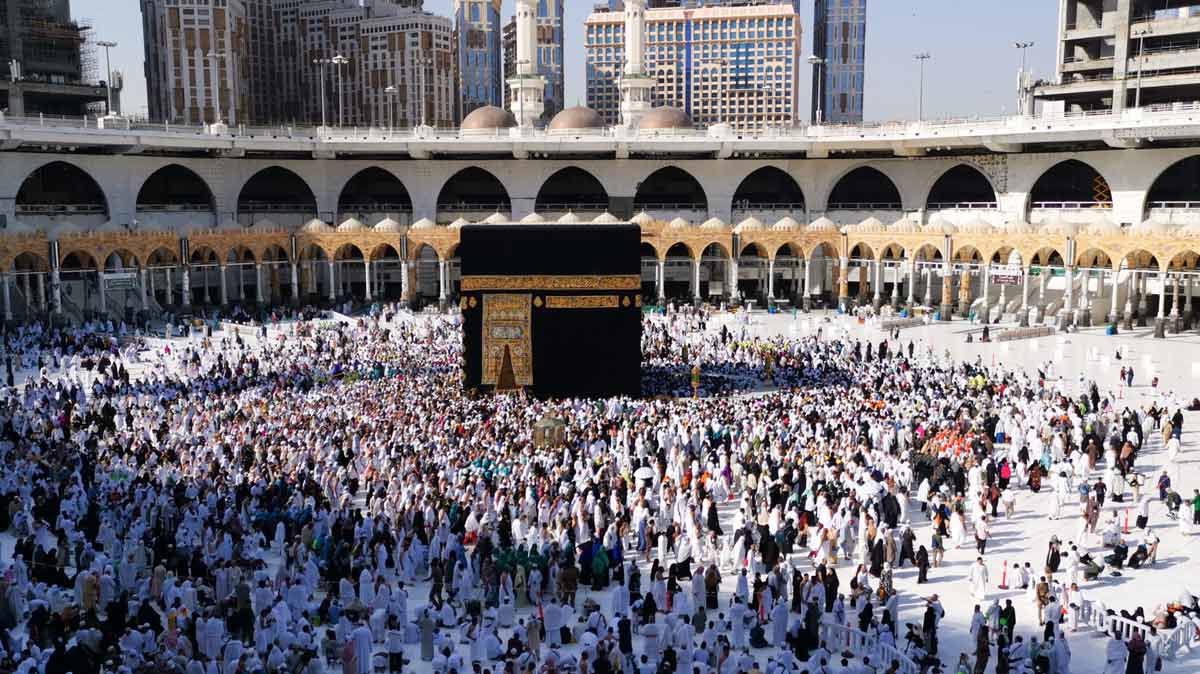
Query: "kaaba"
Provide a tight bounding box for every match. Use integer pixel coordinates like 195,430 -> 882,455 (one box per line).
459,224 -> 642,399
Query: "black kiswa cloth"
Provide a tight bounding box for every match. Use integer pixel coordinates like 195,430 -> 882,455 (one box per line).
459,225 -> 643,399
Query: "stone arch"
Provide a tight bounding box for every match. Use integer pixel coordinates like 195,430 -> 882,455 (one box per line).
437,167 -> 511,212
808,241 -> 839,262
535,167 -> 609,212
634,167 -> 707,211
136,164 -> 215,211
880,243 -> 906,261
1166,249 -> 1200,270
1029,247 -> 1066,268
848,242 -> 875,260
1029,159 -> 1112,208
665,241 -> 695,260
775,242 -> 804,260
827,166 -> 902,210
925,164 -> 998,209
238,167 -> 317,216
1145,155 -> 1200,214
16,161 -> 109,217
370,242 -> 403,262
146,247 -> 179,266
739,241 -> 770,258
953,245 -> 983,263
1075,247 -> 1115,270
731,167 -> 806,213
334,243 -> 366,261
12,251 -> 50,273
102,248 -> 140,271
337,167 -> 414,218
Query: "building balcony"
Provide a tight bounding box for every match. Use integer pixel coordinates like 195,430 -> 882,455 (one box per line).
1062,55 -> 1115,74
1132,10 -> 1200,39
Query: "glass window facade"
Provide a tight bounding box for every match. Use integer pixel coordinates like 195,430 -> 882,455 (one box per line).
811,0 -> 865,124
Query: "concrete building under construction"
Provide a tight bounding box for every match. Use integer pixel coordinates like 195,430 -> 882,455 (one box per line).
0,0 -> 117,116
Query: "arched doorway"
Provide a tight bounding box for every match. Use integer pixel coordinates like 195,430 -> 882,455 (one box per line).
634,168 -> 707,220
437,168 -> 511,222
137,165 -> 215,226
700,242 -> 730,303
333,244 -> 366,301
413,244 -> 441,306
338,167 -> 413,224
297,244 -> 331,302
927,165 -> 997,211
664,243 -> 693,300
1029,160 -> 1111,211
738,243 -> 769,303
848,242 -> 876,305
11,252 -> 50,317
731,167 -> 805,221
640,242 -> 659,300
146,247 -> 180,308
536,167 -> 609,217
828,167 -> 901,211
59,250 -> 100,316
238,167 -> 317,226
371,244 -> 404,301
16,162 -> 108,225
1147,155 -> 1200,220
189,247 -> 221,305
774,243 -> 803,303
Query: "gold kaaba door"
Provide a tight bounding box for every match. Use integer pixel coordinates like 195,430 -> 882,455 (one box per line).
482,294 -> 533,389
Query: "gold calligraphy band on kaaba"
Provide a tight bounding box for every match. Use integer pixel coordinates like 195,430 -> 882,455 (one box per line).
461,275 -> 642,292
544,295 -> 621,309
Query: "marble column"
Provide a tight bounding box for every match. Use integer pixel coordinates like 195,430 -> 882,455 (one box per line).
838,257 -> 850,311
164,267 -> 172,307
219,266 -> 229,306
1,274 -> 10,321
1107,269 -> 1118,325
51,269 -> 61,314
728,257 -> 739,304
907,260 -> 916,307
437,259 -> 447,305
767,258 -> 776,300
924,267 -> 933,306
364,261 -> 373,301
939,264 -> 954,320
1037,269 -> 1047,322
656,259 -> 665,302
327,261 -> 336,302
181,266 -> 191,307
872,261 -> 883,310
1170,273 -> 1182,333
890,264 -> 900,308
1062,265 -> 1075,328
980,263 -> 991,323
256,264 -> 266,304
1123,271 -> 1136,330
958,269 -> 972,318
1076,270 -> 1091,328
1138,273 -> 1149,326
36,273 -> 46,311
1019,268 -> 1031,327
96,271 -> 106,315
692,258 -> 701,303
139,269 -> 148,308
1155,271 -> 1168,338
1185,275 -> 1194,327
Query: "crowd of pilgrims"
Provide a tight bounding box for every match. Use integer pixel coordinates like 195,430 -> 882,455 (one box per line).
0,307 -> 1189,674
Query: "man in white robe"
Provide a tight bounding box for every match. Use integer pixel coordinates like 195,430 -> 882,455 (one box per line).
352,621 -> 373,674
969,557 -> 989,600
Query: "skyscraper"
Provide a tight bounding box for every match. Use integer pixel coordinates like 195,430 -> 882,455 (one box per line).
454,0 -> 502,117
141,0 -> 453,127
585,0 -> 803,131
503,0 -> 564,122
811,0 -> 866,124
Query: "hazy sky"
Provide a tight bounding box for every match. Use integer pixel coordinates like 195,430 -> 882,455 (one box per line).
79,0 -> 1058,122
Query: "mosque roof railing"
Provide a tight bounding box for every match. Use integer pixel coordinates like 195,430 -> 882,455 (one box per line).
5,103 -> 1200,158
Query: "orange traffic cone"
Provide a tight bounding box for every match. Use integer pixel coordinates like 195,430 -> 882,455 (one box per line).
1123,508 -> 1130,534
998,560 -> 1009,589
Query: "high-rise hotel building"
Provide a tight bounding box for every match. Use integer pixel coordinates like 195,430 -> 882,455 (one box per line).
453,0 -> 503,117
585,0 -> 803,131
812,0 -> 866,124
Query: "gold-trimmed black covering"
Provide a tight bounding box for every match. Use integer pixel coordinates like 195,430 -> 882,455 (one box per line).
460,225 -> 642,398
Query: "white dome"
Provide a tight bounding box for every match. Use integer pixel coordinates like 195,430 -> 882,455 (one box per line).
772,216 -> 801,231
700,217 -> 727,231
593,212 -> 621,224
302,218 -> 333,233
855,217 -> 887,233
374,218 -> 405,233
1177,222 -> 1200,237
519,213 -> 546,224
807,217 -> 837,232
448,218 -> 470,230
922,218 -> 957,235
337,217 -> 366,232
51,221 -> 84,237
734,217 -> 764,233
410,218 -> 436,230
483,212 -> 509,224
557,211 -> 582,224
668,217 -> 693,230
1004,220 -> 1036,235
888,218 -> 921,234
1085,218 -> 1122,237
958,217 -> 995,235
631,211 -> 655,226
1133,219 -> 1175,237
1040,219 -> 1079,237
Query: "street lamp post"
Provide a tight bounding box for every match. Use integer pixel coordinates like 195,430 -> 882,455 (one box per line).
914,53 -> 931,121
385,85 -> 397,135
313,58 -> 330,128
332,55 -> 349,127
97,40 -> 117,115
1014,41 -> 1034,114
1135,27 -> 1152,109
807,55 -> 825,124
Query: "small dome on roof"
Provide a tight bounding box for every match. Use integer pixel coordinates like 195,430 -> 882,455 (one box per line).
807,217 -> 837,232
520,213 -> 546,224
734,217 -> 765,233
923,218 -> 957,235
460,105 -> 516,132
374,218 -> 405,233
302,218 -> 333,233
593,212 -> 621,224
1085,218 -> 1122,237
668,217 -> 693,229
855,217 -> 886,233
410,218 -> 436,230
889,218 -> 921,234
1004,220 -> 1036,235
1040,219 -> 1079,237
1133,219 -> 1175,237
51,222 -> 84,237
701,217 -> 728,231
337,217 -> 366,232
631,211 -> 655,226
1177,221 -> 1200,237
548,106 -> 605,132
958,217 -> 995,235
557,211 -> 582,224
483,212 -> 509,224
639,106 -> 693,131
772,216 -> 801,231
448,218 -> 470,230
